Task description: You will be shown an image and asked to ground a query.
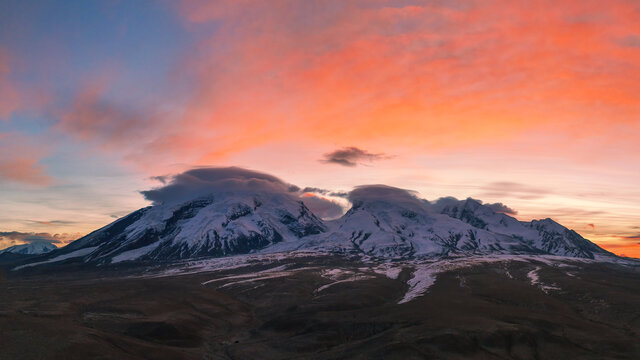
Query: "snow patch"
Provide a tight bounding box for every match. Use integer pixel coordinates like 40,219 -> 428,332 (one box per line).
315,268 -> 374,293
398,266 -> 438,304
112,242 -> 161,263
527,266 -> 561,294
13,247 -> 98,270
373,264 -> 403,279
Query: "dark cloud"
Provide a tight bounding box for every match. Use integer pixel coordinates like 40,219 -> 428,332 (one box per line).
300,194 -> 345,220
140,167 -> 347,219
480,182 -> 551,200
430,196 -> 456,205
430,197 -> 517,215
349,185 -> 419,202
150,175 -> 170,184
348,185 -> 427,213
320,147 -> 390,167
484,202 -> 518,215
25,220 -> 77,226
618,35 -> 640,48
331,191 -> 349,198
0,231 -> 60,243
301,186 -> 327,193
141,167 -> 295,205
429,196 -> 461,212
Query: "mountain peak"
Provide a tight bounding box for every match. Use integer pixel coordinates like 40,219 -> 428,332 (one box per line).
433,198 -> 610,259
0,242 -> 57,255
14,181 -> 615,269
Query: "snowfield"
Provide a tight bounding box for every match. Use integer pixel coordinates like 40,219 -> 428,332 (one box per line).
123,250 -> 636,304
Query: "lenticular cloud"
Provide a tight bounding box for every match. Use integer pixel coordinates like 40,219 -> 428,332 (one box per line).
140,167 -> 295,205
141,167 -> 345,219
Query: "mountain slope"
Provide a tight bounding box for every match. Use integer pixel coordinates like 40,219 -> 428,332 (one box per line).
16,185 -> 616,269
297,186 -> 545,258
432,198 -> 611,259
0,242 -> 57,255
28,193 -> 325,266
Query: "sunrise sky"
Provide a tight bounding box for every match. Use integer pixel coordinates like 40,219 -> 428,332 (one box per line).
0,0 -> 639,257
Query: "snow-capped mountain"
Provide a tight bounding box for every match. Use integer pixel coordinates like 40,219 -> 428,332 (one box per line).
0,242 -> 57,255
432,197 -> 609,258
297,185 -> 539,258
32,192 -> 325,265
15,169 -> 613,269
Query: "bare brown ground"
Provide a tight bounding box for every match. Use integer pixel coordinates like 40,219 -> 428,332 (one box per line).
0,258 -> 639,359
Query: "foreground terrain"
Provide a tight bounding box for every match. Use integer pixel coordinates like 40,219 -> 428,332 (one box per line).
1,254 -> 639,359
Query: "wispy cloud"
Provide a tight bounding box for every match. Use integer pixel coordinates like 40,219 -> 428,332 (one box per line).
0,48 -> 21,119
301,187 -> 349,198
0,133 -> 52,185
300,193 -> 344,219
25,220 -> 77,227
150,175 -> 170,184
480,182 -> 551,200
0,47 -> 48,120
57,77 -> 149,148
618,35 -> 640,48
484,202 -> 518,215
320,147 -> 390,167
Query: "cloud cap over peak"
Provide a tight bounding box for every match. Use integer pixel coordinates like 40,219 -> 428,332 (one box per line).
140,166 -> 346,218
140,167 -> 295,205
431,196 -> 518,216
347,184 -> 429,212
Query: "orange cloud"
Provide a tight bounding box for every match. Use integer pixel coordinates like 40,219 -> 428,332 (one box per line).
157,0 -> 640,166
37,0 -> 639,197
598,242 -> 640,259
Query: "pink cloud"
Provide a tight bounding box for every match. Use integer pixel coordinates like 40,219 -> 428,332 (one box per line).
0,133 -> 52,186
0,49 -> 21,119
0,48 -> 50,120
162,0 -> 640,162
48,1 -> 640,174
57,77 -> 145,146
